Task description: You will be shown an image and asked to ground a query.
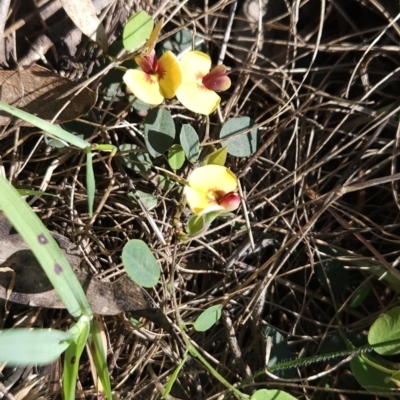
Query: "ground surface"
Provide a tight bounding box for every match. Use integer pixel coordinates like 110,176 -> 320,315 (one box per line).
1,0 -> 400,399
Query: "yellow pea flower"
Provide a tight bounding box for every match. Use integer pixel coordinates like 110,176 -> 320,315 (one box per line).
176,51 -> 231,115
185,165 -> 240,215
123,50 -> 182,105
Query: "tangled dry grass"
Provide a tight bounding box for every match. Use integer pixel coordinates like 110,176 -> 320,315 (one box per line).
2,0 -> 400,399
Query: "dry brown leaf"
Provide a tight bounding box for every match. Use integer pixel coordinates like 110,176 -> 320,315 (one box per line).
0,65 -> 97,126
60,0 -> 108,53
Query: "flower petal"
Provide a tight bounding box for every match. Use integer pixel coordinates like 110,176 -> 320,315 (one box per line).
180,51 -> 211,82
177,81 -> 221,115
123,69 -> 163,105
202,65 -> 231,92
188,165 -> 238,194
184,186 -> 224,215
158,51 -> 182,99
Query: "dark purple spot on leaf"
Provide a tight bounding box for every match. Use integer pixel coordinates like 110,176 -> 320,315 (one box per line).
37,234 -> 48,245
54,264 -> 63,275
70,356 -> 76,364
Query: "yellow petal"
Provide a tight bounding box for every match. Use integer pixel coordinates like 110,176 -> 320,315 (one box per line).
123,69 -> 163,105
158,51 -> 182,99
180,51 -> 211,82
177,81 -> 221,115
189,165 -> 238,194
184,186 -> 224,215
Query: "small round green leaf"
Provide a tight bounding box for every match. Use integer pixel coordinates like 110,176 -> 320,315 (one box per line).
194,304 -> 222,332
144,108 -> 176,158
122,11 -> 154,51
251,389 -> 297,400
168,145 -> 185,170
180,125 -> 200,162
368,306 -> 400,355
220,117 -> 259,157
122,239 -> 160,288
0,329 -> 71,366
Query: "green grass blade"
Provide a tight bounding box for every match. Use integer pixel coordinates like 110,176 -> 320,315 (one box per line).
0,101 -> 88,149
88,317 -> 112,399
86,149 -> 95,217
63,316 -> 91,400
0,177 -> 93,318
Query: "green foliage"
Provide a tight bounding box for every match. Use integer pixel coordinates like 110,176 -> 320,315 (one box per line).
194,304 -> 222,332
350,283 -> 370,307
180,124 -> 200,162
0,329 -> 71,366
204,146 -> 227,166
350,355 -> 396,398
315,245 -> 348,299
0,100 -> 116,217
251,389 -> 298,400
144,108 -> 176,157
368,306 -> 400,355
63,316 -> 91,400
122,11 -> 154,51
160,29 -> 204,54
220,116 -> 259,157
117,144 -> 152,173
261,325 -> 295,379
128,190 -> 158,210
0,177 -> 92,318
186,214 -> 207,237
186,211 -> 221,237
168,144 -> 186,170
122,239 -> 160,287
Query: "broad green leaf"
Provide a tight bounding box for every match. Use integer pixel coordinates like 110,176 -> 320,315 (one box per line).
194,304 -> 222,332
122,239 -> 160,287
144,108 -> 176,158
0,329 -> 71,366
133,98 -> 151,111
180,125 -> 200,162
204,146 -> 227,166
168,145 -> 185,170
262,325 -> 295,379
251,389 -> 297,400
0,101 -> 88,149
220,116 -> 259,157
122,11 -> 154,51
350,355 -> 396,398
64,316 -> 91,400
0,177 -> 92,318
128,190 -> 158,210
369,306 -> 400,355
117,144 -> 152,173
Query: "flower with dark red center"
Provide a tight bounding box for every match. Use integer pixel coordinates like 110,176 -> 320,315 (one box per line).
176,51 -> 231,115
123,50 -> 182,105
184,165 -> 240,215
